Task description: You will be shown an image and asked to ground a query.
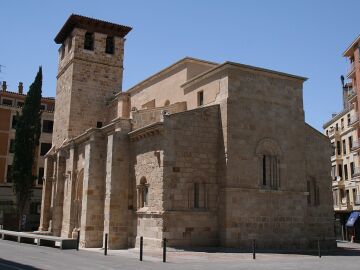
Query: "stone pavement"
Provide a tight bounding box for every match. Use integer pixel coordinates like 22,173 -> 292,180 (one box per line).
0,240 -> 360,270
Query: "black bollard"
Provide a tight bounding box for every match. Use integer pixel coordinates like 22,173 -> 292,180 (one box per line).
252,239 -> 256,260
140,236 -> 143,261
318,239 -> 321,258
104,233 -> 108,256
76,230 -> 80,251
163,238 -> 167,263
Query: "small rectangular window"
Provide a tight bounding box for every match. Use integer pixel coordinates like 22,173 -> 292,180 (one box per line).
337,141 -> 341,155
6,165 -> 12,183
9,139 -> 15,153
2,99 -> 13,106
348,114 -> 351,125
351,162 -> 355,176
17,101 -> 24,108
84,32 -> 94,51
344,164 -> 348,180
343,140 -> 346,155
60,44 -> 65,60
40,104 -> 46,111
42,120 -> 53,133
105,36 -> 115,54
96,122 -> 103,128
40,143 -> 52,156
349,136 -> 353,150
338,164 -> 343,179
67,36 -> 73,52
11,115 -> 17,129
197,91 -> 204,106
194,183 -> 200,208
307,181 -> 311,205
38,167 -> 44,185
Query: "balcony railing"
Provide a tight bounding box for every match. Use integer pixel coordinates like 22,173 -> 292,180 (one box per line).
349,114 -> 359,125
355,195 -> 360,205
351,140 -> 360,151
348,61 -> 356,77
348,88 -> 357,100
328,128 -> 339,137
352,167 -> 360,177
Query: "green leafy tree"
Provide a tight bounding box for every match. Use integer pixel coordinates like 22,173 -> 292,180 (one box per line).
12,67 -> 42,230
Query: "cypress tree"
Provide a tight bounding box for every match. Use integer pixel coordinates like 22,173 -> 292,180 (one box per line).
12,67 -> 42,231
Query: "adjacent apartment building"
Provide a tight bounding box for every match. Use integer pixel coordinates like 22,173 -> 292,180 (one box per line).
38,14 -> 335,250
0,81 -> 55,230
323,36 -> 360,240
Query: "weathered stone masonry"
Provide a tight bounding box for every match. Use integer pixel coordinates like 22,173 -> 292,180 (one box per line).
39,14 -> 336,250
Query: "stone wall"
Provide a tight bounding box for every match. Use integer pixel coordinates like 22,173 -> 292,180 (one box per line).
53,27 -> 125,148
80,131 -> 106,247
103,120 -> 132,249
305,124 -> 336,248
131,102 -> 187,130
130,125 -> 166,247
162,105 -> 221,247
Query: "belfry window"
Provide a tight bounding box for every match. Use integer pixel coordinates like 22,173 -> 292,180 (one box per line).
105,36 -> 114,54
84,32 -> 94,51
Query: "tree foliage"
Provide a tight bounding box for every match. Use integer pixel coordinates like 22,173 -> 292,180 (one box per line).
12,67 -> 42,230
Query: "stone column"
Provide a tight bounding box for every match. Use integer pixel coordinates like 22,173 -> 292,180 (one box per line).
52,150 -> 66,236
80,132 -> 106,248
61,143 -> 77,238
104,125 -> 130,249
39,156 -> 54,231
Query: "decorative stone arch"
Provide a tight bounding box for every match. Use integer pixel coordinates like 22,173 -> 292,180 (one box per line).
255,138 -> 282,189
255,138 -> 282,157
137,177 -> 149,209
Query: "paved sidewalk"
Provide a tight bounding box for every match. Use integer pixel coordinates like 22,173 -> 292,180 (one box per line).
0,240 -> 360,269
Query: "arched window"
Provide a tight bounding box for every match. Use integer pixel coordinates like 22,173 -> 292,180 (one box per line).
255,138 -> 282,189
137,177 -> 149,208
84,32 -> 94,51
105,36 -> 114,54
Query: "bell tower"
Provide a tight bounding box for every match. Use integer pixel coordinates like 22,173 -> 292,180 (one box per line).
52,14 -> 132,148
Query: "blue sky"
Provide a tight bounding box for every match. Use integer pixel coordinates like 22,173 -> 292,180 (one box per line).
0,0 -> 359,131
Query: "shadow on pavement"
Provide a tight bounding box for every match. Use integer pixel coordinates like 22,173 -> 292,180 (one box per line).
168,243 -> 360,257
0,258 -> 42,270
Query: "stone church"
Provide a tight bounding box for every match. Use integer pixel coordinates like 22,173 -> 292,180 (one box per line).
39,14 -> 335,249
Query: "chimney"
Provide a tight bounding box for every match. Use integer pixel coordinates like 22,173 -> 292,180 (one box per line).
18,82 -> 23,94
2,81 -> 6,91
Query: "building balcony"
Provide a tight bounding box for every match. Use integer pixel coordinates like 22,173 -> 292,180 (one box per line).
352,167 -> 360,179
334,200 -> 352,211
328,128 -> 340,138
351,140 -> 360,152
348,88 -> 357,102
332,177 -> 345,188
349,114 -> 359,126
347,61 -> 356,78
355,195 -> 360,205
